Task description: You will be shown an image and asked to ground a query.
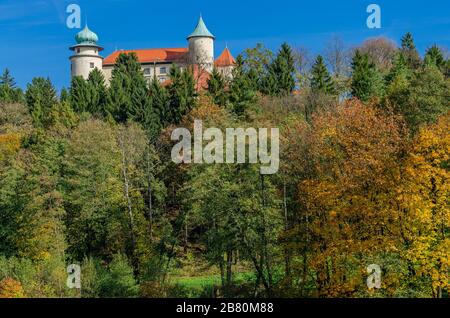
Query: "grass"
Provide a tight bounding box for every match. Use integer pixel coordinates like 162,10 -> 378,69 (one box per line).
171,272 -> 256,293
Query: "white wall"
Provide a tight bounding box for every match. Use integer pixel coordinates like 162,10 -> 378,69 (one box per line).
188,37 -> 214,72
70,46 -> 103,79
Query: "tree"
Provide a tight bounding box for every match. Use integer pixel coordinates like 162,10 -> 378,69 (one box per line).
292,46 -> 312,88
0,278 -> 25,298
310,55 -> 335,94
100,253 -> 139,298
262,43 -> 296,96
324,35 -> 350,78
401,32 -> 421,70
107,53 -> 153,126
359,37 -> 398,73
243,43 -> 273,89
207,68 -> 227,107
424,45 -> 446,70
293,100 -> 405,297
167,65 -> 197,124
404,64 -> 450,131
0,69 -> 23,104
63,120 -> 124,260
148,77 -> 169,131
70,76 -> 91,113
87,68 -> 108,115
351,50 -> 384,101
25,77 -> 57,127
228,55 -> 257,116
397,114 -> 450,297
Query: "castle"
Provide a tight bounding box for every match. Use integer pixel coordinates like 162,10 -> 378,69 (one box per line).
69,16 -> 236,86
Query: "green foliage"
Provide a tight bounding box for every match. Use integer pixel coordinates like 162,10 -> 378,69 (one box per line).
261,43 -> 296,96
228,56 -> 257,116
167,66 -> 197,124
207,68 -> 228,107
401,32 -> 421,70
0,69 -> 23,104
351,50 -> 384,101
107,53 -> 156,132
25,77 -> 57,127
424,45 -> 446,70
99,253 -> 139,298
310,55 -> 335,94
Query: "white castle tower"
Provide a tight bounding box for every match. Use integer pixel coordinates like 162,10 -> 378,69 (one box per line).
187,16 -> 215,72
69,24 -> 104,79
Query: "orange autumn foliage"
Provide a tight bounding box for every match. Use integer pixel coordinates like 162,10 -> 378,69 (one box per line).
0,278 -> 25,298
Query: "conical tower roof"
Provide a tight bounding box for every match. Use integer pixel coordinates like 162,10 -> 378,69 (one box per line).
187,16 -> 215,39
215,47 -> 236,67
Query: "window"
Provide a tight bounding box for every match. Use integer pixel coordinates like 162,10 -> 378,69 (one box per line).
76,48 -> 80,53
160,67 -> 167,74
90,63 -> 95,69
159,77 -> 166,83
144,68 -> 151,75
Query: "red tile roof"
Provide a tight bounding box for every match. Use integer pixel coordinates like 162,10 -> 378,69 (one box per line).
103,48 -> 188,66
215,47 -> 235,67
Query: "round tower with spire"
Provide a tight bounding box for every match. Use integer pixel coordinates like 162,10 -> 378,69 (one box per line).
69,24 -> 104,79
187,16 -> 215,72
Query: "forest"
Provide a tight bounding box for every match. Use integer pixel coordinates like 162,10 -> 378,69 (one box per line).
0,32 -> 449,298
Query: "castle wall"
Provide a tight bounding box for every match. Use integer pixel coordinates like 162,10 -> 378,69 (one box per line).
70,46 -> 103,79
188,37 -> 214,72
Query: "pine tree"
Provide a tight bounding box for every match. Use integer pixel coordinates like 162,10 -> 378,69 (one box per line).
310,55 -> 335,94
264,43 -> 296,96
385,52 -> 410,85
167,65 -> 197,124
0,69 -> 16,87
107,53 -> 152,125
207,68 -> 227,107
148,77 -> 169,133
87,68 -> 108,115
25,77 -> 57,127
351,50 -> 384,102
70,76 -> 91,113
424,45 -> 445,70
401,32 -> 421,70
0,69 -> 23,103
228,55 -> 257,115
60,88 -> 69,103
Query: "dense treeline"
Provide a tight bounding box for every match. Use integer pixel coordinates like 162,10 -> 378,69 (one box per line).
0,33 -> 449,298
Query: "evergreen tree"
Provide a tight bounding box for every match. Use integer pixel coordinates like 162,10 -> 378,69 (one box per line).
25,77 -> 57,127
207,68 -> 227,106
0,69 -> 16,87
148,77 -> 170,129
228,55 -> 257,116
351,50 -> 384,102
401,32 -> 421,70
0,69 -> 23,103
70,76 -> 91,113
261,43 -> 296,96
310,55 -> 335,94
385,52 -> 410,85
87,68 -> 108,115
60,88 -> 69,103
99,254 -> 139,298
424,45 -> 445,70
167,65 -> 197,124
107,53 -> 152,124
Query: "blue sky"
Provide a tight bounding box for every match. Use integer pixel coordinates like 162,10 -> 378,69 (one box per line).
0,0 -> 449,91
